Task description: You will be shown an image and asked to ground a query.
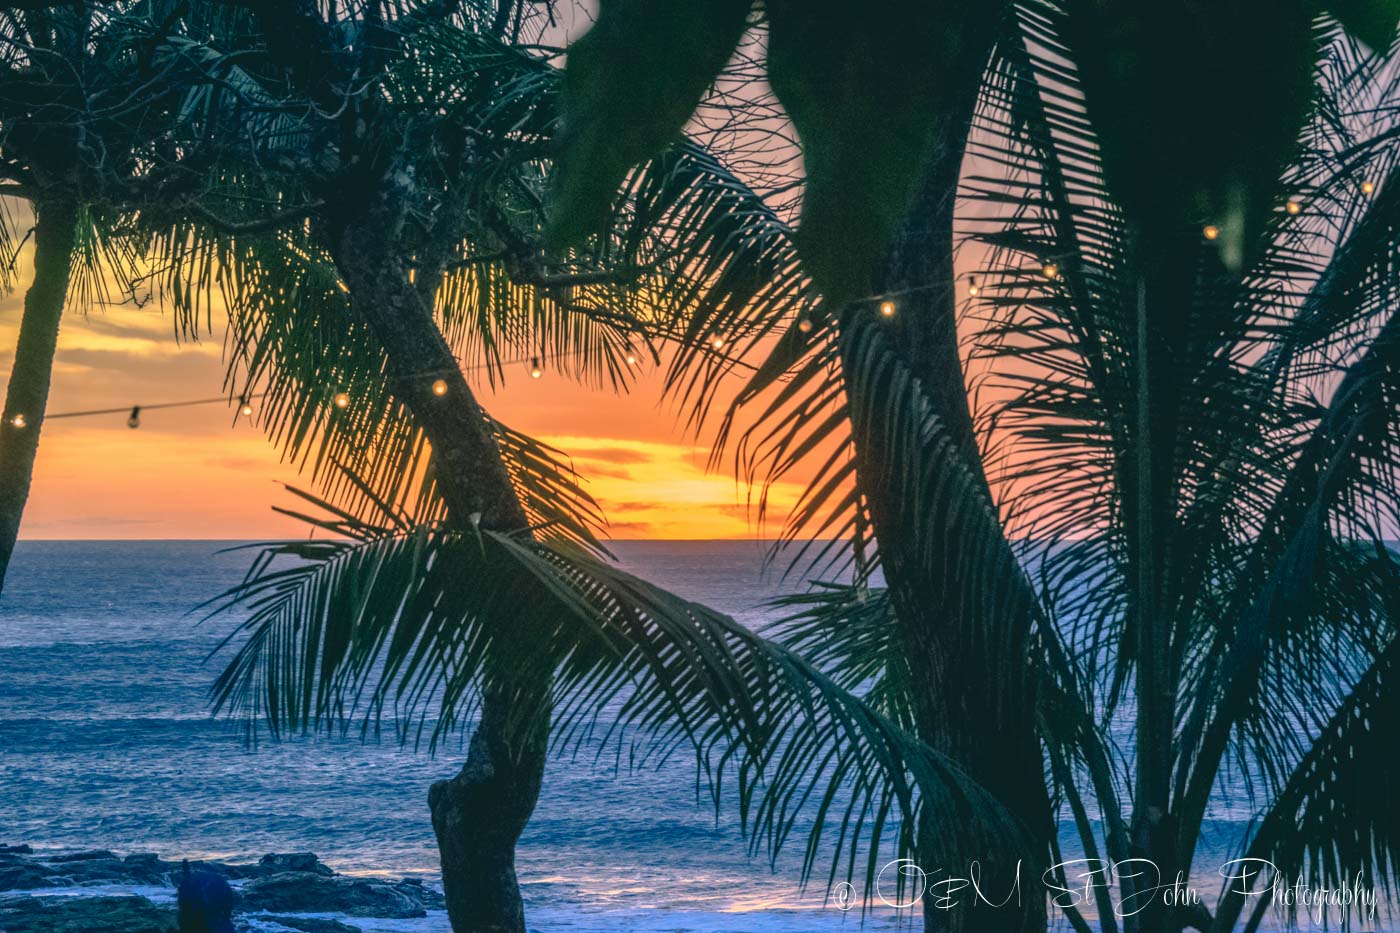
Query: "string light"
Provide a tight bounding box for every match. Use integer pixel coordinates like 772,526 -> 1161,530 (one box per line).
431,378 -> 448,397
625,352 -> 637,365
1286,199 -> 1302,215
1203,224 -> 1220,241
796,317 -> 813,333
878,300 -> 896,317
1362,180 -> 1376,195
36,349 -> 598,430
967,276 -> 980,297
711,335 -> 726,349
8,413 -> 25,428
1041,262 -> 1059,280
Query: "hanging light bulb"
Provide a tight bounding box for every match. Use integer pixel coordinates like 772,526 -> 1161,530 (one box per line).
625,352 -> 637,365
1203,224 -> 1220,241
967,276 -> 980,297
127,406 -> 141,430
239,400 -> 254,418
431,378 -> 448,397
797,317 -> 813,333
711,335 -> 726,350
333,391 -> 350,409
8,413 -> 25,429
530,357 -> 543,379
878,299 -> 896,317
1362,180 -> 1376,195
1041,262 -> 1059,280
1286,199 -> 1302,215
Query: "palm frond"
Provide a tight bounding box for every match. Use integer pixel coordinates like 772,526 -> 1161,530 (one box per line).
208,485 -> 1036,907
1214,591 -> 1400,932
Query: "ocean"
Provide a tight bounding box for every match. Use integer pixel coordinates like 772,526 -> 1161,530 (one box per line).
0,540 -> 914,932
0,541 -> 1380,932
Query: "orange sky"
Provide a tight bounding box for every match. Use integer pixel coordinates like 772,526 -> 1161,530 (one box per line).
0,255 -> 809,540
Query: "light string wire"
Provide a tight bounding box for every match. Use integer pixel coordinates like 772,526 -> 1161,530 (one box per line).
16,272 -> 1018,427
29,351 -> 583,425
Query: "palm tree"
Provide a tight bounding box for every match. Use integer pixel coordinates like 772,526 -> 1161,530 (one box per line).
0,2 -> 199,587
131,4 -> 1022,930
553,3 -> 1400,932
555,4 -> 1053,930
779,11 -> 1400,933
959,11 -> 1400,933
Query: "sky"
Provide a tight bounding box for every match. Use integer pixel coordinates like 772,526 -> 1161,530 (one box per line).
0,270 -> 813,540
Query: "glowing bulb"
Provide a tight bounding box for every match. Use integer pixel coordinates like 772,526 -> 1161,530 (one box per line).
967,276 -> 980,297
878,300 -> 896,317
626,353 -> 637,365
431,378 -> 448,397
8,413 -> 25,428
797,317 -> 813,333
711,336 -> 726,349
1286,199 -> 1302,215
1041,262 -> 1059,280
333,392 -> 350,409
530,357 -> 542,379
239,402 -> 254,417
1203,224 -> 1220,241
1363,180 -> 1375,195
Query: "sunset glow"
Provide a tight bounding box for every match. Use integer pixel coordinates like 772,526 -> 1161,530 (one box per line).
1,275 -> 808,540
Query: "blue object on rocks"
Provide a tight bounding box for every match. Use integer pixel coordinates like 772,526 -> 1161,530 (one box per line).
177,862 -> 235,933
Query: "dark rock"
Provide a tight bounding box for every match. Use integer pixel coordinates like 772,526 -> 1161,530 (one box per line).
48,850 -> 119,863
49,856 -> 158,887
0,848 -> 440,926
238,872 -> 436,919
0,861 -> 58,892
144,855 -> 250,882
0,894 -> 177,932
257,853 -> 334,877
245,916 -> 362,933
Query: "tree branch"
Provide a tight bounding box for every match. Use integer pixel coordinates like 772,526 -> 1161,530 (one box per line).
189,201 -> 323,235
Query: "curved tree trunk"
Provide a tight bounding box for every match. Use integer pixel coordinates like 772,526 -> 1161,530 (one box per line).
428,677 -> 549,932
846,8 -> 1052,931
0,196 -> 79,591
228,3 -> 552,928
331,206 -> 549,933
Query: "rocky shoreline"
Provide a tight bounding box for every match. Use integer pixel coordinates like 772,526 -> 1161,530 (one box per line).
0,845 -> 444,932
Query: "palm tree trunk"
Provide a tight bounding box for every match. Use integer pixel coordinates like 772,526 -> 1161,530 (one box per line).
850,8 -> 1051,930
1126,256 -> 1196,933
0,196 -> 79,591
331,210 -> 548,933
224,3 -> 550,927
429,677 -> 548,932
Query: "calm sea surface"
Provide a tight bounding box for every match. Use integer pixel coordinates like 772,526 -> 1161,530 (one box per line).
1,540 -> 911,932
0,541 -> 1372,931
